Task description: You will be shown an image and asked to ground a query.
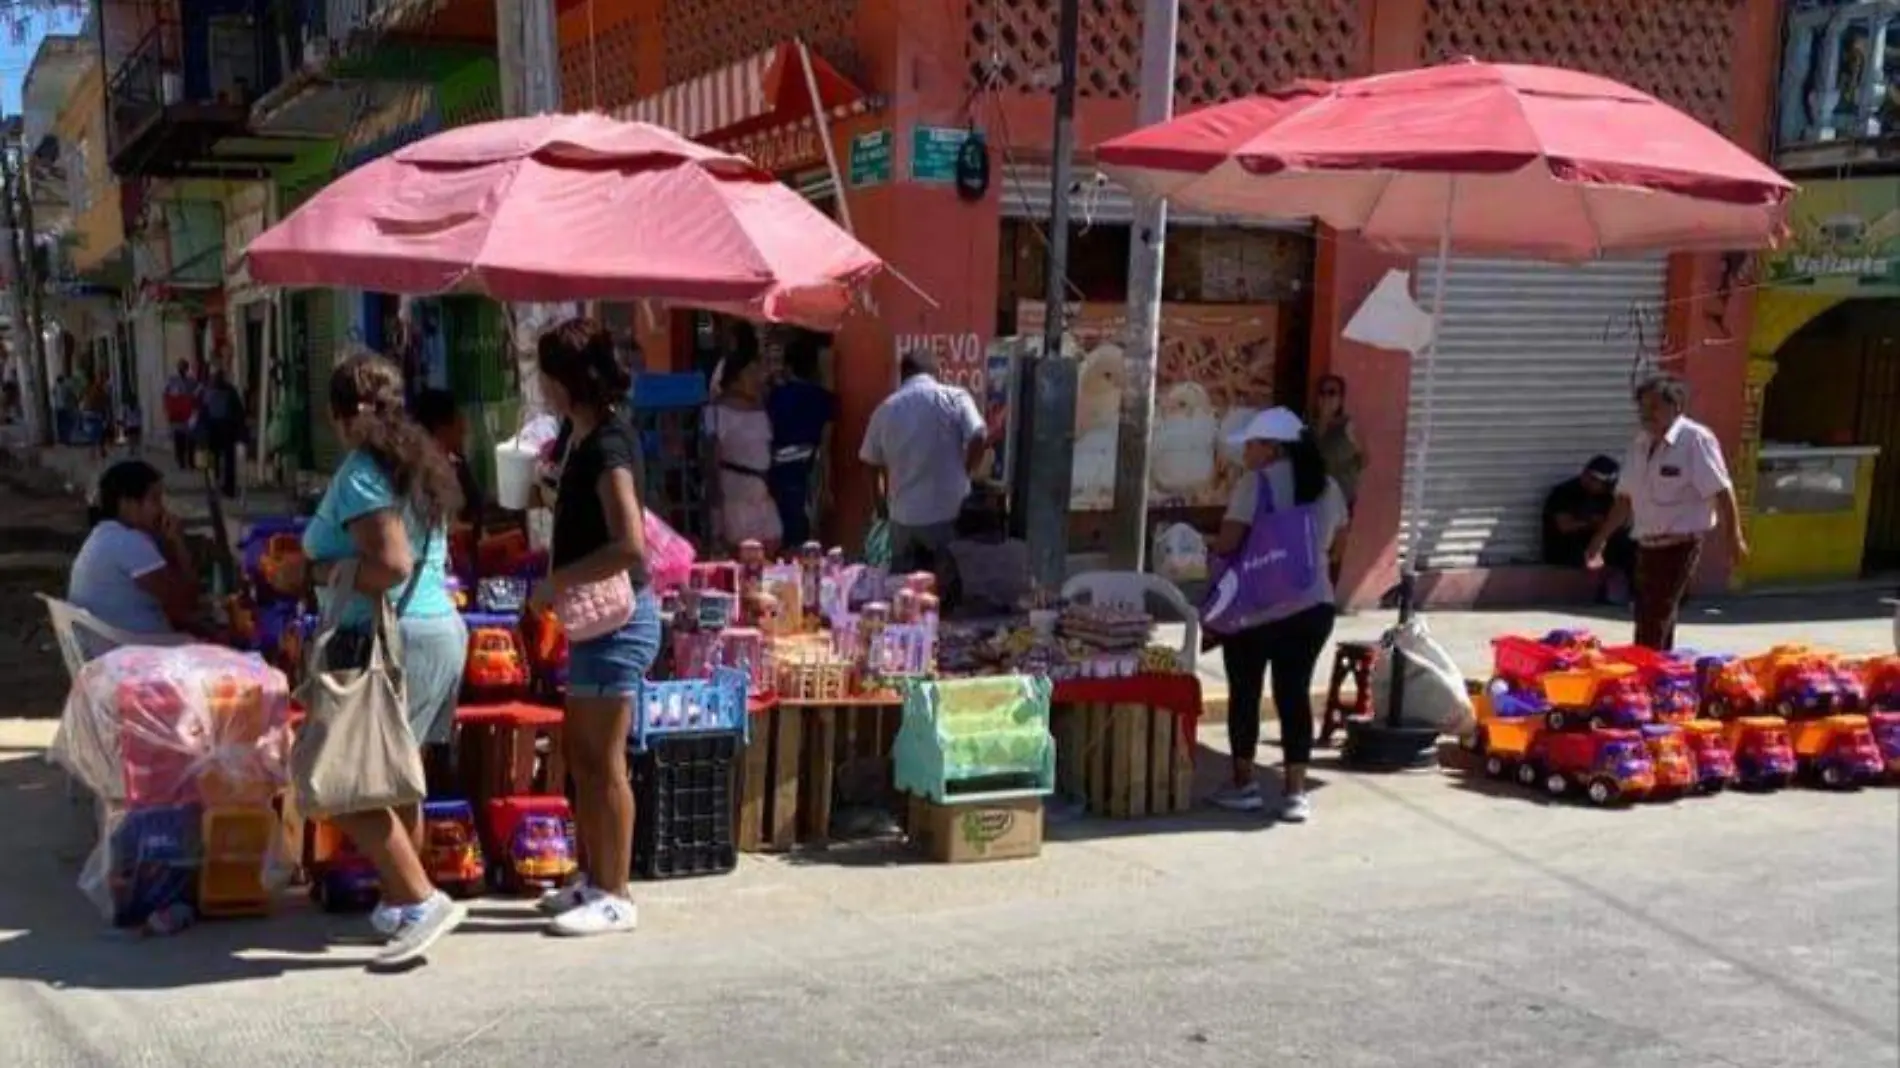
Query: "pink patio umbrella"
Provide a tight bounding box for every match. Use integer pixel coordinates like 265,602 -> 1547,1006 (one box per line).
1096,60 -> 1795,742
245,112 -> 884,331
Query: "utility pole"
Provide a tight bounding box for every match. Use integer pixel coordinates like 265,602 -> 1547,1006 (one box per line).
1105,0 -> 1179,571
495,0 -> 562,418
1022,0 -> 1083,591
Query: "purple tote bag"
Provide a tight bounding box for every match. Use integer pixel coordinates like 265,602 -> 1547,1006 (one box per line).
1200,473 -> 1319,636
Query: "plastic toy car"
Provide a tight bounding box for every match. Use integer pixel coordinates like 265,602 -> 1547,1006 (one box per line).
1868,711 -> 1900,778
1604,645 -> 1699,723
1861,655 -> 1900,712
465,626 -> 529,692
1748,650 -> 1841,718
421,800 -> 486,897
485,796 -> 578,893
1696,655 -> 1766,719
1638,724 -> 1697,798
1789,714 -> 1884,789
1678,720 -> 1737,792
1523,728 -> 1654,805
1476,716 -> 1544,785
1584,673 -> 1654,730
1721,716 -> 1797,790
1491,634 -> 1583,687
256,534 -> 307,598
1830,666 -> 1868,712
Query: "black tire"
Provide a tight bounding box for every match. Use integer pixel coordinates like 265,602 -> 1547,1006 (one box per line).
1585,778 -> 1619,806
1484,754 -> 1506,778
1546,710 -> 1568,732
1516,762 -> 1539,788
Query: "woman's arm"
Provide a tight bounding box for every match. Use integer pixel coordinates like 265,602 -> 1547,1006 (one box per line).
344,509 -> 415,595
548,467 -> 648,593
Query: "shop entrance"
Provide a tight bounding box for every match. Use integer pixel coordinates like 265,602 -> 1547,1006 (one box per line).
1761,298 -> 1900,575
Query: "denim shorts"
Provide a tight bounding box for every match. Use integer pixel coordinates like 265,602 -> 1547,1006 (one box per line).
566,589 -> 662,699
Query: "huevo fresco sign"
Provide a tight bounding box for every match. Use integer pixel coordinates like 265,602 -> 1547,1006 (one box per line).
1764,177 -> 1900,296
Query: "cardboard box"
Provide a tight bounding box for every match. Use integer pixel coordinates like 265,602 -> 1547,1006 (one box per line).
907,795 -> 1044,863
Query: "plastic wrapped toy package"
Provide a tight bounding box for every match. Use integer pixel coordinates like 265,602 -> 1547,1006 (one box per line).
50,644 -> 294,926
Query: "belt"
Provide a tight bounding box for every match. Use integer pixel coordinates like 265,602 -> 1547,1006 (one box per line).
1637,533 -> 1703,549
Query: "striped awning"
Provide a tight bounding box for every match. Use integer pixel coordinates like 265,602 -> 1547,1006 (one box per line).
615,40 -> 869,146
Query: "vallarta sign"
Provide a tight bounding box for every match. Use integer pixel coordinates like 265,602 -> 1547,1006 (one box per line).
1764,177 -> 1900,296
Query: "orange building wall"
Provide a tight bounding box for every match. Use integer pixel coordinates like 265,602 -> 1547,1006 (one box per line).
555,0 -> 1782,588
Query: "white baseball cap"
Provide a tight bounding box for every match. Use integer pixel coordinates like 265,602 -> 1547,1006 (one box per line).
1227,406 -> 1306,447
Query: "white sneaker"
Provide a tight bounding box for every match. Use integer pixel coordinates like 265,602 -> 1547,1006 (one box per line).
374,892 -> 466,968
548,893 -> 638,937
537,880 -> 597,916
369,902 -> 404,937
1209,781 -> 1265,812
1280,793 -> 1313,823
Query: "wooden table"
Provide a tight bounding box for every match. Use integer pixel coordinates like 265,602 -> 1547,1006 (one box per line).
738,696 -> 903,852
1050,674 -> 1204,818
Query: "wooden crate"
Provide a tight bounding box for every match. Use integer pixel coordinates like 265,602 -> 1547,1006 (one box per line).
1053,703 -> 1196,818
737,699 -> 902,852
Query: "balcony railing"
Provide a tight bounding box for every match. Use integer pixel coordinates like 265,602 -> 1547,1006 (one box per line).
105,25 -> 179,159
1779,1 -> 1900,154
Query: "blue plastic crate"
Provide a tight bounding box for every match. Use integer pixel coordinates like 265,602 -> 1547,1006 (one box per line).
629,373 -> 709,411
632,667 -> 749,750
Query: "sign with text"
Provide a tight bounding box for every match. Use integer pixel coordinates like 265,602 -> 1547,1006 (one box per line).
895,331 -> 987,393
910,125 -> 967,184
850,129 -> 893,188
1014,301 -> 1281,513
1764,177 -> 1900,296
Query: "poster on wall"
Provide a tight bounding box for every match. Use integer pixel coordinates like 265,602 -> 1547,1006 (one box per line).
1014,301 -> 1280,513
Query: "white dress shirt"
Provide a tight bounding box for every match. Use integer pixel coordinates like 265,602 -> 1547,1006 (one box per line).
1618,415 -> 1733,541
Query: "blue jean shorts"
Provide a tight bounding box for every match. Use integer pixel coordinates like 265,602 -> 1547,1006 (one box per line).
566,589 -> 662,699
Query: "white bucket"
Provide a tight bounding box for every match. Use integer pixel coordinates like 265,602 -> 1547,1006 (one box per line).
494,436 -> 539,511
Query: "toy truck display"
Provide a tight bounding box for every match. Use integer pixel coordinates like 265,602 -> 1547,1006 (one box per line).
1477,717 -> 1545,787
1522,728 -> 1655,806
1638,724 -> 1698,798
1720,716 -> 1797,790
1862,655 -> 1900,711
1539,665 -> 1654,731
1604,645 -> 1701,723
421,800 -> 487,897
1788,714 -> 1884,789
1696,654 -> 1766,719
1678,720 -> 1738,792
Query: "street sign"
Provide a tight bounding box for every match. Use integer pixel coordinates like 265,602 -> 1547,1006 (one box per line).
849,129 -> 893,188
910,125 -> 968,184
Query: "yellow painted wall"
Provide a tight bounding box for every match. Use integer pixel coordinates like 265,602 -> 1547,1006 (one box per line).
53,58 -> 123,274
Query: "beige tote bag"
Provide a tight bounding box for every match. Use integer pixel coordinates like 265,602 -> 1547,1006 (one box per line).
290,560 -> 428,819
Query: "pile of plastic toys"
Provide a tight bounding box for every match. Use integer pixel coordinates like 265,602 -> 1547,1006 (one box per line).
1467,629 -> 1899,806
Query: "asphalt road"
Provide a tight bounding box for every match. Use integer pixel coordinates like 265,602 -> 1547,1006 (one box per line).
2,723 -> 1895,1068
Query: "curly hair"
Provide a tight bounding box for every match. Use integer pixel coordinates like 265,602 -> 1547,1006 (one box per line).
537,317 -> 630,411
329,349 -> 463,526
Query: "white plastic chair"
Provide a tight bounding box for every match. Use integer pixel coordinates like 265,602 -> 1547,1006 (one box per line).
37,595 -> 192,804
1060,571 -> 1200,672
37,593 -> 192,682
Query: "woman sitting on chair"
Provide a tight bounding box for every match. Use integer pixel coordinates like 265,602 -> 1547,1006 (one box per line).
66,460 -> 202,653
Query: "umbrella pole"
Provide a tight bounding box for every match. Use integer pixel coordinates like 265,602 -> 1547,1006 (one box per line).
1386,178 -> 1456,727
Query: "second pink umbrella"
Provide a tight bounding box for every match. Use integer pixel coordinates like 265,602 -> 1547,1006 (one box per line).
245,112 -> 884,331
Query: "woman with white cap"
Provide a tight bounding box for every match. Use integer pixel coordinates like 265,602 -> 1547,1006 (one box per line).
1201,406 -> 1348,821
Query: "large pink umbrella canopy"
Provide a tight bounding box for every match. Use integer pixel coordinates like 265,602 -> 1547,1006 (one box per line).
245,112 -> 884,330
1096,60 -> 1794,259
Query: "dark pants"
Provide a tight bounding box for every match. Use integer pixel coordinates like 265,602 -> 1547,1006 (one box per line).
768,462 -> 814,547
207,423 -> 240,498
1634,537 -> 1703,651
54,409 -> 74,445
1219,603 -> 1337,767
171,427 -> 194,471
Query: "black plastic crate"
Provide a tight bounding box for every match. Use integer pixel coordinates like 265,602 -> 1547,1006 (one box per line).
631,729 -> 740,880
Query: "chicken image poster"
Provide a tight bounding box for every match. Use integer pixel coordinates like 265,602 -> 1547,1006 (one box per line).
1014,301 -> 1280,512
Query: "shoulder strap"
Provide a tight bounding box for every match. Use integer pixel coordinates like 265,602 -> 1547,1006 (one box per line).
395,525 -> 434,616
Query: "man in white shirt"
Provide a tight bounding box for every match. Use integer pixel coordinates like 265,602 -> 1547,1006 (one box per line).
1586,373 -> 1748,650
859,350 -> 987,578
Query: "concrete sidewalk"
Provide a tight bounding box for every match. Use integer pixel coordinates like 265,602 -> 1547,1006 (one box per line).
17,444 -> 302,530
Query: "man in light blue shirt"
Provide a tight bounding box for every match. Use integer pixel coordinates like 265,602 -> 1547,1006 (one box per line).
859,351 -> 987,576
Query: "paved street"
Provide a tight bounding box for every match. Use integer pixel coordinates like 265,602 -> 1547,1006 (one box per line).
1,716 -> 1895,1068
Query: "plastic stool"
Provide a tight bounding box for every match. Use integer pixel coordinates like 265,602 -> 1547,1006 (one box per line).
455,703 -> 568,808
1321,641 -> 1377,746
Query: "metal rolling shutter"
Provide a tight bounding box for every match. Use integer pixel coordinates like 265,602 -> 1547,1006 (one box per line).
1402,256 -> 1668,569
999,163 -> 1310,232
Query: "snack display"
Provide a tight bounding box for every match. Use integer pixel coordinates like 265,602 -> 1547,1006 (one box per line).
51,645 -> 292,925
